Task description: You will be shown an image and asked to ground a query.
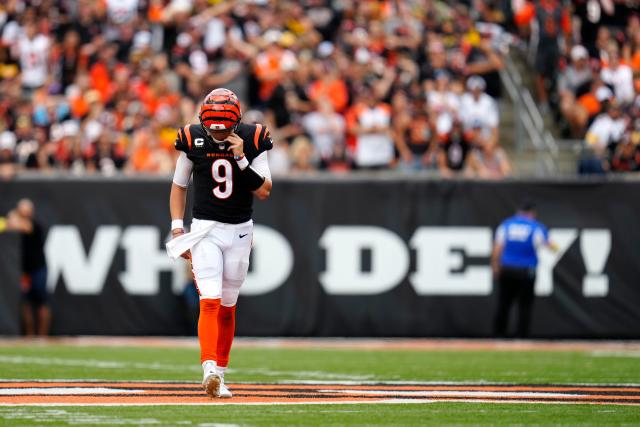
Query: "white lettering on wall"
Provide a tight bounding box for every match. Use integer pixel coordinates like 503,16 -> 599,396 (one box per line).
410,227 -> 492,295
535,229 -> 578,296
45,226 -> 121,294
581,229 -> 611,297
319,226 -> 409,295
118,226 -> 185,295
242,225 -> 293,296
42,225 -> 612,297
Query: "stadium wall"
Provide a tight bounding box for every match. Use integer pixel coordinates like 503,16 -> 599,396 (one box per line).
1,176 -> 638,338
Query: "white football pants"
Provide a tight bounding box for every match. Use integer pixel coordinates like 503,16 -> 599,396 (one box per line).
190,218 -> 252,306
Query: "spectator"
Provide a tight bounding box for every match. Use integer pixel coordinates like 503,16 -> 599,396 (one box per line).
572,0 -> 614,57
567,81 -> 613,139
467,133 -> 513,179
15,20 -> 51,96
610,134 -> 640,172
346,87 -> 394,170
585,100 -> 627,158
323,142 -> 353,173
438,119 -> 474,178
0,45 -> 19,81
253,30 -> 297,105
626,26 -> 640,78
463,35 -> 505,99
307,61 -> 349,114
0,131 -> 18,180
601,43 -> 635,106
85,130 -> 127,176
557,45 -> 594,137
392,91 -> 438,171
301,98 -> 345,169
426,69 -> 460,136
4,199 -> 51,336
578,98 -> 629,175
55,30 -> 83,92
516,0 -> 572,111
289,135 -> 315,173
459,75 -> 499,145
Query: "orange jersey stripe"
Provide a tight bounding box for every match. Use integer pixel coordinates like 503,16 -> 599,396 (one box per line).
254,124 -> 263,149
184,125 -> 193,149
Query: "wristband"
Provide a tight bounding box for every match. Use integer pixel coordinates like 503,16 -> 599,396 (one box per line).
241,165 -> 266,191
171,219 -> 184,231
235,155 -> 249,170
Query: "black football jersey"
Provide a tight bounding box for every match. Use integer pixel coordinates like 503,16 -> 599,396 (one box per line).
174,122 -> 273,224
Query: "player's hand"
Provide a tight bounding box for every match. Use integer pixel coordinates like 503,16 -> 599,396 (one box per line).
226,132 -> 244,158
171,228 -> 191,260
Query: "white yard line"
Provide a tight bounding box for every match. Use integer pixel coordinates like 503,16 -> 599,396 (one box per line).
590,351 -> 640,358
2,337 -> 640,352
0,356 -> 373,381
0,400 -> 628,407
0,408 -> 161,425
0,355 -> 198,372
237,368 -> 374,381
2,379 -> 640,387
0,388 -> 144,395
318,390 -> 580,398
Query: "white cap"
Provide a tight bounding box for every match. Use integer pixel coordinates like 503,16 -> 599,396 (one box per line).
176,32 -> 192,48
50,124 -> 64,141
280,51 -> 298,71
352,27 -> 368,43
0,131 -> 16,151
65,84 -> 81,99
168,0 -> 192,14
133,31 -> 152,50
263,29 -> 282,45
354,47 -> 371,64
467,75 -> 486,91
189,50 -> 208,76
595,86 -> 613,102
62,120 -> 80,137
84,121 -> 103,143
570,45 -> 588,61
243,109 -> 265,125
317,41 -> 334,58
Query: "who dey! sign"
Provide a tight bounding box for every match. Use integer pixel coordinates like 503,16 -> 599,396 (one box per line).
44,224 -> 611,298
2,177 -> 637,337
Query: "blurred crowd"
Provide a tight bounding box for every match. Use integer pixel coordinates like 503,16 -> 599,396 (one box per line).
0,0 -> 516,180
510,0 -> 640,175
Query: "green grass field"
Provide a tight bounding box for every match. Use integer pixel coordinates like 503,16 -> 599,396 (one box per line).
1,339 -> 639,425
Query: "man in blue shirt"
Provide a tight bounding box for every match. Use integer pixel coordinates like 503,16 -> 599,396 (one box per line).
491,202 -> 556,338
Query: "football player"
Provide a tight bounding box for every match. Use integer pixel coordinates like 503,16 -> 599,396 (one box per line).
167,88 -> 272,398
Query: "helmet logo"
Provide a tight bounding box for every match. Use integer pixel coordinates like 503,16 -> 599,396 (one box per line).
209,124 -> 227,130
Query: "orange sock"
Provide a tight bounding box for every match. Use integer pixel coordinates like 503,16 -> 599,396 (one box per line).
216,305 -> 236,368
198,299 -> 221,364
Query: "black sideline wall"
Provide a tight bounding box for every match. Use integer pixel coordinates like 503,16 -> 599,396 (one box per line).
1,177 -> 638,338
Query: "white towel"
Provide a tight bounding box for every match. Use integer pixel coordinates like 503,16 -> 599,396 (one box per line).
165,222 -> 216,260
